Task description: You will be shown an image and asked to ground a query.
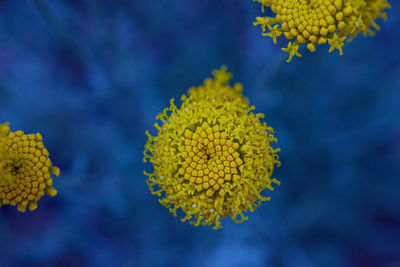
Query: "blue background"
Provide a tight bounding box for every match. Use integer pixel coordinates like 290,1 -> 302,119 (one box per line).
0,1 -> 399,266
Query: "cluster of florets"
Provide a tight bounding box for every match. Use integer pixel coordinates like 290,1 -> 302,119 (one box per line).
0,123 -> 60,212
144,68 -> 281,229
253,0 -> 391,62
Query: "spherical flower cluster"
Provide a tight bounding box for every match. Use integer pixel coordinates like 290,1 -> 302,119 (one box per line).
144,67 -> 281,229
253,0 -> 391,62
0,123 -> 60,212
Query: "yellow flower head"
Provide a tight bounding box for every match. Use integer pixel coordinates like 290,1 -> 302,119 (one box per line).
253,0 -> 391,62
144,67 -> 281,229
0,123 -> 60,212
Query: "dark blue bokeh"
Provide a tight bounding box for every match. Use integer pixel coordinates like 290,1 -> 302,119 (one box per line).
0,1 -> 399,266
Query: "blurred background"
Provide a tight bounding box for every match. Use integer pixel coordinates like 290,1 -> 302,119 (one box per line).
0,1 -> 399,266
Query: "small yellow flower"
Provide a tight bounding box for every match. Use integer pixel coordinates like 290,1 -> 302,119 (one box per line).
282,41 -> 303,63
144,67 -> 281,229
253,0 -> 391,62
0,123 -> 60,212
263,25 -> 283,44
328,34 -> 347,55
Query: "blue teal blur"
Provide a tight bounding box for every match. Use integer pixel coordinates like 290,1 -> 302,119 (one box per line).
0,1 -> 399,267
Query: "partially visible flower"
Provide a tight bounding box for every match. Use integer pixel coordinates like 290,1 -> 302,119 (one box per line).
0,123 -> 60,212
144,67 -> 281,230
253,0 -> 391,62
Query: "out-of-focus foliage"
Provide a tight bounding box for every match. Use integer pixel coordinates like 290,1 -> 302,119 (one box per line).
0,0 -> 399,266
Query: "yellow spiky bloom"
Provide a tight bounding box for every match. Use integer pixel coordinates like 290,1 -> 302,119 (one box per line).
253,0 -> 391,62
144,67 -> 281,230
0,122 -> 60,212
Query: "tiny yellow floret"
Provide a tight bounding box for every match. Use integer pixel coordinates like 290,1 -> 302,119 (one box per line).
0,123 -> 60,212
253,0 -> 391,62
143,67 -> 281,229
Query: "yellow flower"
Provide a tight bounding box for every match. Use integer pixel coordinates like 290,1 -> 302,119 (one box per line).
253,0 -> 391,62
281,41 -> 303,63
144,67 -> 281,229
328,34 -> 347,55
0,123 -> 60,212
